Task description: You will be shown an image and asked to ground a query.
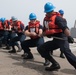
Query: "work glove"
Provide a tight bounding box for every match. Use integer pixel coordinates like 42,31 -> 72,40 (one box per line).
68,36 -> 74,43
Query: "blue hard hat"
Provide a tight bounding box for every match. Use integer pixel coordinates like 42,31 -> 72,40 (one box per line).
11,16 -> 15,20
29,13 -> 37,20
12,17 -> 18,21
1,17 -> 6,23
44,2 -> 55,13
59,9 -> 64,15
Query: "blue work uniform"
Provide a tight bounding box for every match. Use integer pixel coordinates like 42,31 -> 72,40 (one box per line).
21,25 -> 44,54
38,16 -> 76,69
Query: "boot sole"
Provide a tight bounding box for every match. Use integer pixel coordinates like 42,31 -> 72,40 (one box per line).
45,68 -> 60,71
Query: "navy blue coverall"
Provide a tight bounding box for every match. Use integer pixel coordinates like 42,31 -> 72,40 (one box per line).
9,24 -> 26,52
21,25 -> 44,55
38,16 -> 76,69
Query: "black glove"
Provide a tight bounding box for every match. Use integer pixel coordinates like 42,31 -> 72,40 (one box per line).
68,36 -> 74,43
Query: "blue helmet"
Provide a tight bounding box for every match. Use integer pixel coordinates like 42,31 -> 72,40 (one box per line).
44,2 -> 55,13
11,16 -> 15,20
11,16 -> 18,21
1,18 -> 6,23
0,18 -> 1,21
29,13 -> 37,20
59,9 -> 64,15
12,17 -> 18,21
